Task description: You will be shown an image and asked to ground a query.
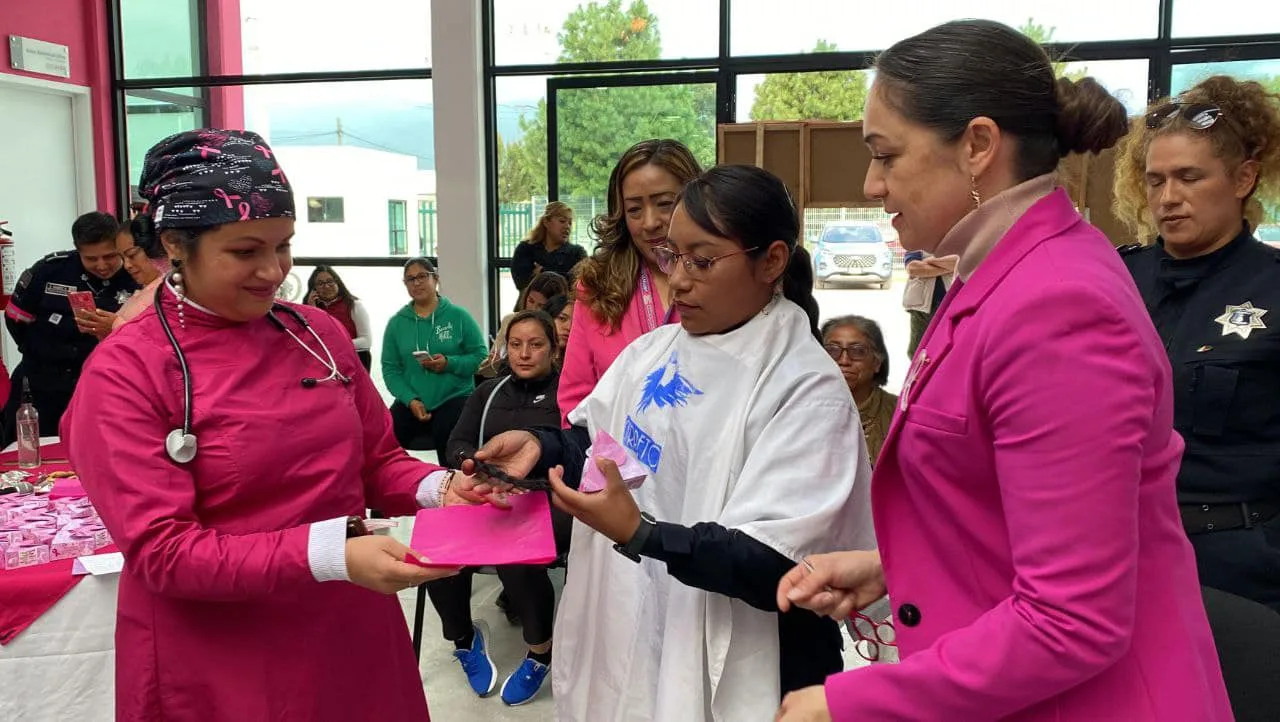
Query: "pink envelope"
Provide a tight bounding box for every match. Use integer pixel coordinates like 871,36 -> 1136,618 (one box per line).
49,477 -> 86,499
407,492 -> 557,568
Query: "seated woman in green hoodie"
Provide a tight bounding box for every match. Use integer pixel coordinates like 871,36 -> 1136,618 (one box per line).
383,257 -> 487,462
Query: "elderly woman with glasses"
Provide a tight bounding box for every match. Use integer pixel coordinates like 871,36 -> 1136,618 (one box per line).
821,315 -> 896,466
1114,75 -> 1280,611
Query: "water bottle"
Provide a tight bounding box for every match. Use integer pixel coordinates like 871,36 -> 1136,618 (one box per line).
16,378 -> 40,469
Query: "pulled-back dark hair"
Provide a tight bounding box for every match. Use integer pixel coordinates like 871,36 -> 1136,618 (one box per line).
875,19 -> 1128,180
542,293 -> 572,319
125,213 -> 169,259
514,271 -> 569,313
678,165 -> 821,340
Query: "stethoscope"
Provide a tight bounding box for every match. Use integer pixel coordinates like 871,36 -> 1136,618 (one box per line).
153,281 -> 351,464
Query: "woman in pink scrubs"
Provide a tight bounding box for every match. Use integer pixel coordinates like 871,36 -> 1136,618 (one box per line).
61,129 -> 484,721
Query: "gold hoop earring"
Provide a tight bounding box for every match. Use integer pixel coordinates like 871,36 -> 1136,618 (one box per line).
970,176 -> 982,209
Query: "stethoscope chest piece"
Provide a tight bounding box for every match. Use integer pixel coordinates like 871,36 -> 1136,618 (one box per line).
166,428 -> 198,464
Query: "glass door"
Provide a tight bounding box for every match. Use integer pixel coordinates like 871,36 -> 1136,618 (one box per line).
545,73 -> 718,205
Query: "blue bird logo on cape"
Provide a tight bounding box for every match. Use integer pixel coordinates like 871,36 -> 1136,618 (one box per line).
636,352 -> 703,413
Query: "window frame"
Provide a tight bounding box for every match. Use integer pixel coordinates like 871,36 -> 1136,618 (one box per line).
388,199 -> 408,255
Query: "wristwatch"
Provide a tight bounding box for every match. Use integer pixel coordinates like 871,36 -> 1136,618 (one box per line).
614,512 -> 657,563
345,515 -> 369,539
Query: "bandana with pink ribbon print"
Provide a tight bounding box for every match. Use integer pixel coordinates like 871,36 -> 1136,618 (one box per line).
139,129 -> 295,230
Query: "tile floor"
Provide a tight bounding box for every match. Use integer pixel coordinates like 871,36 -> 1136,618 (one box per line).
395,451 -> 872,721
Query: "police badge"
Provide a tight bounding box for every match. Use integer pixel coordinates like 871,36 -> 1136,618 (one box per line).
1214,301 -> 1268,340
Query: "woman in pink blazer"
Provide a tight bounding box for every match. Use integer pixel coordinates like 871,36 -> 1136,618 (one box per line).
776,20 -> 1231,722
557,139 -> 702,425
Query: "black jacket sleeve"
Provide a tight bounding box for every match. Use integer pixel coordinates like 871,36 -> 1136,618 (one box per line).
511,243 -> 537,291
639,521 -> 798,613
5,260 -> 48,354
446,380 -> 495,464
530,424 -> 591,489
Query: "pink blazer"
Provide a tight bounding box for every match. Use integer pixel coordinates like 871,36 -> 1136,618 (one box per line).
557,278 -> 678,426
825,189 -> 1231,721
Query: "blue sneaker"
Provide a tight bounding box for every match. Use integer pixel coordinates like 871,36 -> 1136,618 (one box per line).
452,621 -> 497,697
500,656 -> 550,706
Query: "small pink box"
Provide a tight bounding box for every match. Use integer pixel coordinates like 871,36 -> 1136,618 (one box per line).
50,527 -> 96,560
2,544 -> 50,570
578,430 -> 649,494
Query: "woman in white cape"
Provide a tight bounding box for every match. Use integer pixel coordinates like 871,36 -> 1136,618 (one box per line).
465,165 -> 876,721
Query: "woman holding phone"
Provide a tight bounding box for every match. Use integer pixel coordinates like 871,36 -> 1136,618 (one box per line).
382,257 -> 487,461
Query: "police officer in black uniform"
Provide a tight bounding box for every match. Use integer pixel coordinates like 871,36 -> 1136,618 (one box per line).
2,212 -> 138,444
1115,75 -> 1280,611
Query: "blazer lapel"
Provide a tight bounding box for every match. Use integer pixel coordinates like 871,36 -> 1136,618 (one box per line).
876,189 -> 1084,464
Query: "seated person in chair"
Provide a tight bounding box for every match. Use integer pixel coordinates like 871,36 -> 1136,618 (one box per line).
434,310 -> 570,706
382,257 -> 486,461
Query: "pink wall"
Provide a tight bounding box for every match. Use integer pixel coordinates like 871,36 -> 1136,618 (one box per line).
207,0 -> 244,129
0,0 -> 116,214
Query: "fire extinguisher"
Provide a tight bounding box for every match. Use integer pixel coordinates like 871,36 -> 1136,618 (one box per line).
0,220 -> 13,311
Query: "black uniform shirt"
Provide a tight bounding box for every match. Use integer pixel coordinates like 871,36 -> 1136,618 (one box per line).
1123,226 -> 1280,504
511,241 -> 588,290
4,251 -> 138,372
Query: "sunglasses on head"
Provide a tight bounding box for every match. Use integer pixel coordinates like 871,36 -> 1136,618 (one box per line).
1146,102 -> 1224,131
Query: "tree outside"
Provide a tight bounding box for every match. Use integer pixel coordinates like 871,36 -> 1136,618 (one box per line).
497,0 -> 715,204
749,40 -> 868,122
1017,18 -> 1089,81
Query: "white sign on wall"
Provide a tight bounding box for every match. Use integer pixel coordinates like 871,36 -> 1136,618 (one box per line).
8,36 -> 70,79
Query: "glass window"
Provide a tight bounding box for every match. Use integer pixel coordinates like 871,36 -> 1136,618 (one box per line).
1171,58 -> 1280,97
729,0 -> 1159,56
120,0 -> 201,79
238,0 -> 431,75
736,69 -> 870,122
492,0 -> 719,66
233,79 -> 434,258
417,200 -> 438,257
388,200 -> 408,254
496,75 -> 549,209
1059,59 -> 1151,116
552,81 -> 717,199
736,59 -> 1148,123
497,269 -> 523,319
308,197 -> 346,223
1172,0 -> 1280,38
820,224 -> 883,243
124,90 -> 205,188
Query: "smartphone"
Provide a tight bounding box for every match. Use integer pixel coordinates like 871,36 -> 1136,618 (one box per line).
68,291 -> 96,315
412,350 -> 431,360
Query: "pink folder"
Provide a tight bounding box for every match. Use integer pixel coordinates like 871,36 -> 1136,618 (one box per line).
407,492 -> 557,568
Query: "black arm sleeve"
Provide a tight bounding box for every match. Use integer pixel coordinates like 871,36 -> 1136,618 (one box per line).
5,262 -> 45,353
511,243 -> 537,291
529,424 -> 591,489
640,521 -> 796,613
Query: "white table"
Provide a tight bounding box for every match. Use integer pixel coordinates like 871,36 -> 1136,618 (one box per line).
0,573 -> 117,721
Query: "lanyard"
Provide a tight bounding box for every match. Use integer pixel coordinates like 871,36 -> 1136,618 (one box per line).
638,265 -> 675,333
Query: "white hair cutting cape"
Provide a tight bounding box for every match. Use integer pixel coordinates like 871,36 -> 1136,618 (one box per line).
553,297 -> 876,722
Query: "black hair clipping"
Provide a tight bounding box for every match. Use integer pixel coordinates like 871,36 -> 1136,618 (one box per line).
457,452 -> 552,492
